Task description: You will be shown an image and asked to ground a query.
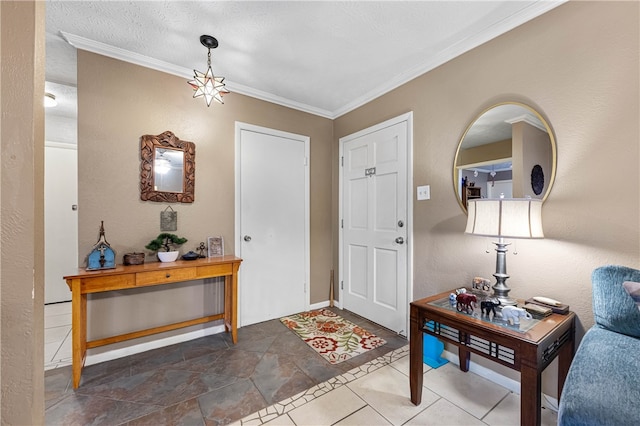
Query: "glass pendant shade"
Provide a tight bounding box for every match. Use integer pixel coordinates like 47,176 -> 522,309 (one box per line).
188,35 -> 229,107
188,66 -> 229,106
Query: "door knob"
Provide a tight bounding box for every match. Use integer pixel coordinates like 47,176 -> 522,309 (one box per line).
244,235 -> 252,242
395,237 -> 404,244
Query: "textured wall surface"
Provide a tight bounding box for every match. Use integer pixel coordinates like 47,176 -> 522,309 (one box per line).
0,1 -> 45,423
77,51 -> 333,353
1,0 -> 637,412
333,1 -> 639,397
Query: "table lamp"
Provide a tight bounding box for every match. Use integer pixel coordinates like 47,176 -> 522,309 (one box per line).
465,198 -> 544,305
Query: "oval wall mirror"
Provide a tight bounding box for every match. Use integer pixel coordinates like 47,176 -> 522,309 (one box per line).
453,102 -> 556,213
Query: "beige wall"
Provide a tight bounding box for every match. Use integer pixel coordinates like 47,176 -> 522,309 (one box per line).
334,1 -> 639,396
77,51 -> 333,347
1,0 -> 638,415
0,1 -> 45,423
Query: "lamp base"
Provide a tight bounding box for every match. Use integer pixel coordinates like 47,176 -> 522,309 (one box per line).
492,245 -> 517,306
493,293 -> 517,306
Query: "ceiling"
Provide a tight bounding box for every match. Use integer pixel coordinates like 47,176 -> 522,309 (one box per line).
45,0 -> 564,123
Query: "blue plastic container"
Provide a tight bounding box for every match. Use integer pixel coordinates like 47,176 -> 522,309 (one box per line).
423,333 -> 449,368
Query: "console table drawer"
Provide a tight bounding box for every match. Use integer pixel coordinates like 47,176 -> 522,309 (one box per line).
82,274 -> 136,293
197,263 -> 233,277
136,268 -> 197,286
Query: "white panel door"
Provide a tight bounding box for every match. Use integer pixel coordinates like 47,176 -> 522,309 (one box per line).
45,143 -> 78,304
340,115 -> 410,335
236,124 -> 309,326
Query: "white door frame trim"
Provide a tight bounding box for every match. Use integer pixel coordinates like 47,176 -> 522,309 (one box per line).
234,122 -> 311,325
338,112 -> 414,336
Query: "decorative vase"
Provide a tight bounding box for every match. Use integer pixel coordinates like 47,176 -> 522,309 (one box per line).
157,251 -> 179,262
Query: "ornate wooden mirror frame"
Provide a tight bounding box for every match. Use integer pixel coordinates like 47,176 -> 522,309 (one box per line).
140,131 -> 195,203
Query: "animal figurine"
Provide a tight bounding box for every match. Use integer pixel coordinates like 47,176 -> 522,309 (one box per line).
480,298 -> 501,316
456,293 -> 477,314
501,305 -> 533,324
472,277 -> 491,292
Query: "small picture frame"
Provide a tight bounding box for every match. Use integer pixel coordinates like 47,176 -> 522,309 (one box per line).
207,236 -> 224,257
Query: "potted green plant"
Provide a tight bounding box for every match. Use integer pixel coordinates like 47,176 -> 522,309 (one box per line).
146,233 -> 188,262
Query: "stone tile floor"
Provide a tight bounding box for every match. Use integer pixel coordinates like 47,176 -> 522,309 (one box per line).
44,307 -> 408,425
44,305 -> 558,425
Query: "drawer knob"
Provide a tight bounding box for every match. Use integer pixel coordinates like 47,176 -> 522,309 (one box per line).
166,274 -> 171,278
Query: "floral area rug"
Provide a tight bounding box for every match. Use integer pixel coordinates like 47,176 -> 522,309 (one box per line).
280,308 -> 386,364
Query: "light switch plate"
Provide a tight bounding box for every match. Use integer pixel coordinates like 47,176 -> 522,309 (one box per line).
417,185 -> 430,200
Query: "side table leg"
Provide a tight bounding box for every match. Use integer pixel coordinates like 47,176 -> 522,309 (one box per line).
458,333 -> 470,372
557,330 -> 575,400
521,365 -> 542,426
409,305 -> 423,405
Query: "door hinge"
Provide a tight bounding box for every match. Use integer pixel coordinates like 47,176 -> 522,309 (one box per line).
340,280 -> 344,290
303,157 -> 308,166
341,156 -> 344,167
341,219 -> 343,228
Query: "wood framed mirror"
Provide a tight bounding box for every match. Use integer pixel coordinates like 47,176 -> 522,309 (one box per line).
453,102 -> 556,212
140,131 -> 195,203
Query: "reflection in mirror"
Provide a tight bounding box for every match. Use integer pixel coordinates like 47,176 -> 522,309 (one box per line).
453,102 -> 556,212
154,148 -> 184,193
140,131 -> 195,203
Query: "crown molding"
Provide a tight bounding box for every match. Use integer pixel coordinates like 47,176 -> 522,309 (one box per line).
504,114 -> 547,132
333,0 -> 567,118
60,1 -> 565,120
60,31 -> 333,119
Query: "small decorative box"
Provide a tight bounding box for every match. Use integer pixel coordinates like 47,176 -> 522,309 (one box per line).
123,252 -> 145,265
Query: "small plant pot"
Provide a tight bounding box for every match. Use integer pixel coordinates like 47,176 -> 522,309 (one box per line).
157,251 -> 179,262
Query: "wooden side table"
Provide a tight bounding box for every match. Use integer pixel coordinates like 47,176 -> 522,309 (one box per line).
410,290 -> 575,426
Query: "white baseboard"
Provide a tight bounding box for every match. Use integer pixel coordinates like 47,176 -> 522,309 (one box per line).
441,349 -> 520,393
85,324 -> 226,366
441,348 -> 558,412
309,300 -> 331,310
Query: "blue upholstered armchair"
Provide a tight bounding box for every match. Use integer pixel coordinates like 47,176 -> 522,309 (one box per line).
558,265 -> 640,425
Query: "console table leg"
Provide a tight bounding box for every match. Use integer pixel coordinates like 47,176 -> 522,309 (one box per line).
231,265 -> 239,343
71,280 -> 86,389
409,305 -> 423,405
521,365 -> 542,426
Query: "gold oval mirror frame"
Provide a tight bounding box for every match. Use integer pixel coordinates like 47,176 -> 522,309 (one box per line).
453,102 -> 557,213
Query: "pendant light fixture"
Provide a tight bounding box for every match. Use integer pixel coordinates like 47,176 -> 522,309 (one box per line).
187,35 -> 229,106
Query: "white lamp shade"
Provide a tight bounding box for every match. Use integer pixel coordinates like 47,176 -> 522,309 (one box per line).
465,198 -> 544,239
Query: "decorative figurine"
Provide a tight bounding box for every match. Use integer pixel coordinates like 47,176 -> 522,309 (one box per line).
472,276 -> 491,292
456,293 -> 477,314
86,221 -> 116,270
501,306 -> 533,325
197,242 -> 207,258
480,298 -> 501,317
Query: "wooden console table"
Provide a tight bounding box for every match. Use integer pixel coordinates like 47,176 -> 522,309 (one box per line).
410,290 -> 575,426
64,255 -> 242,389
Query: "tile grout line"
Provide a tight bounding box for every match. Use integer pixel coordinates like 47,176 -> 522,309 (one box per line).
238,345 -> 410,425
